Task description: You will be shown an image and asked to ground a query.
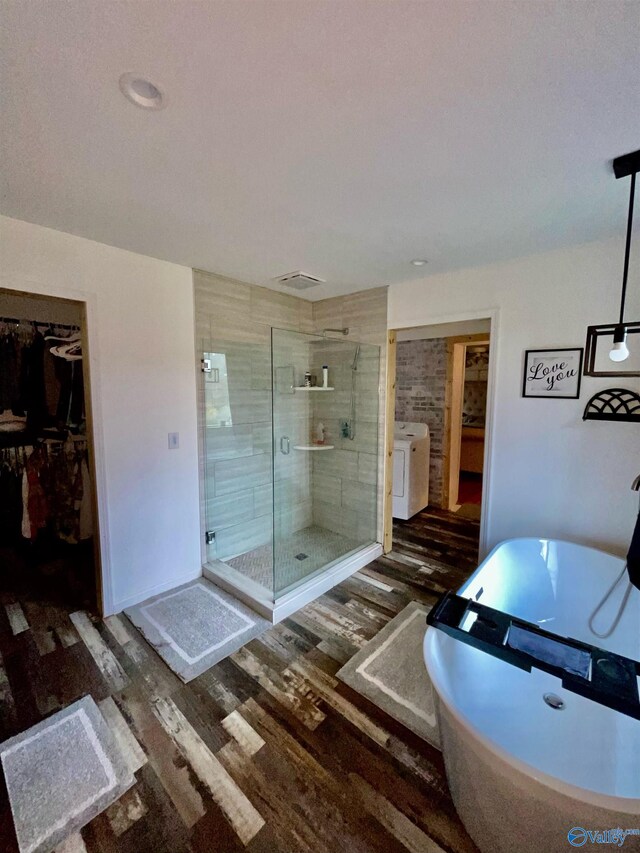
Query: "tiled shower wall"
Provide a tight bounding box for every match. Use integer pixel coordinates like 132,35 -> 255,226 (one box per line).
311,288 -> 388,540
194,271 -> 389,563
395,338 -> 447,506
194,270 -> 313,563
309,339 -> 380,543
272,330 -> 314,545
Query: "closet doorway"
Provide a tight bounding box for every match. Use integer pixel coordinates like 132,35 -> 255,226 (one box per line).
0,289 -> 101,614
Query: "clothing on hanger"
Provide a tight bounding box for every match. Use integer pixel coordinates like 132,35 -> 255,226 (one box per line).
0,320 -> 84,435
0,441 -> 92,544
0,449 -> 23,543
55,359 -> 84,429
22,331 -> 48,434
0,333 -> 21,411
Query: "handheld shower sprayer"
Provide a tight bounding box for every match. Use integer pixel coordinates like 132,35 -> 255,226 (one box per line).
588,474 -> 639,638
346,344 -> 361,440
352,344 -> 361,371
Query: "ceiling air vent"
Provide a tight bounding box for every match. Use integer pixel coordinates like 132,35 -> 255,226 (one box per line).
273,271 -> 325,290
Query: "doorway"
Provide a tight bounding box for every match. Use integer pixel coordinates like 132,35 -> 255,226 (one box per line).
0,289 -> 102,614
444,335 -> 490,520
385,319 -> 493,563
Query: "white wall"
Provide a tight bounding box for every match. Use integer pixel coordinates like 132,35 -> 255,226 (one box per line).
389,236 -> 640,558
0,216 -> 201,613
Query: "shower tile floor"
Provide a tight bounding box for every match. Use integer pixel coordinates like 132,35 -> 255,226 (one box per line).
226,525 -> 362,594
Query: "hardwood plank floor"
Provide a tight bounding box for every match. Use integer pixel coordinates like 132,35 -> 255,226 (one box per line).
0,507 -> 480,853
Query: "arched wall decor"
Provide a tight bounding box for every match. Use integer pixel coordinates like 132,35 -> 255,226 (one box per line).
582,388 -> 640,422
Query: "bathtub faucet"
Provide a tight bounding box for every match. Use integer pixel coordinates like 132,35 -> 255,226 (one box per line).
632,474 -> 640,491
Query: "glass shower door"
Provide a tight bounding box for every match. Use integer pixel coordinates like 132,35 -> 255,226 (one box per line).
271,328 -> 380,596
201,335 -> 274,600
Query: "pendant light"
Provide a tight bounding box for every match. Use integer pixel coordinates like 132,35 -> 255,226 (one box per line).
584,149 -> 640,377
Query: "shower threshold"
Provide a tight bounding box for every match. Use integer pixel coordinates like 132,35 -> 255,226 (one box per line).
203,538 -> 383,623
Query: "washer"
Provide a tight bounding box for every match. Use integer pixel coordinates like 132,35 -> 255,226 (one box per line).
392,421 -> 430,520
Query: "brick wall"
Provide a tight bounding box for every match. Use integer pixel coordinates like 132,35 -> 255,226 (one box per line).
395,338 -> 447,506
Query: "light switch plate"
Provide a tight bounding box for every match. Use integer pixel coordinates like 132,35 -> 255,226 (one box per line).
168,432 -> 179,450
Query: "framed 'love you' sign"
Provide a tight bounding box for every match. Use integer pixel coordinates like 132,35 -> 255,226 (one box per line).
522,348 -> 583,399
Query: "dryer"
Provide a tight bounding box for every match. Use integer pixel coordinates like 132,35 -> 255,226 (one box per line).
393,422 -> 430,520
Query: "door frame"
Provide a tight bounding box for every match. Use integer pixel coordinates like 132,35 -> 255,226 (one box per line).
443,334 -> 490,511
0,283 -> 110,615
384,310 -> 498,558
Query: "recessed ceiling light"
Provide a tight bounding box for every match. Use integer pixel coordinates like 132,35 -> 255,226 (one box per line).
119,72 -> 165,110
410,259 -> 428,266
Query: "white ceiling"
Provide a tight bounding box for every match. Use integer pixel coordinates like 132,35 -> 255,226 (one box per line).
1,1 -> 639,300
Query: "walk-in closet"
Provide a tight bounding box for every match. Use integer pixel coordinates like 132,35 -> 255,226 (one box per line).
0,290 -> 98,612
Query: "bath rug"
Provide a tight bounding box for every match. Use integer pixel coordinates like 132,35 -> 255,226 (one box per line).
337,601 -> 440,749
124,578 -> 270,682
0,695 -> 135,853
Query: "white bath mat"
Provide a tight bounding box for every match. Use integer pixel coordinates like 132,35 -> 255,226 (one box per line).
124,578 -> 269,682
0,696 -> 135,853
337,601 -> 441,749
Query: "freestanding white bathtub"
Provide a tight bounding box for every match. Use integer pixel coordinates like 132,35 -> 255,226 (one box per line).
424,539 -> 640,853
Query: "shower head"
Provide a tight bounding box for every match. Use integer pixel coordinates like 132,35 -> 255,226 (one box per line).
322,328 -> 349,336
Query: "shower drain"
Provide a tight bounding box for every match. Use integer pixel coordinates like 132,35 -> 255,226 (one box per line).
543,693 -> 565,710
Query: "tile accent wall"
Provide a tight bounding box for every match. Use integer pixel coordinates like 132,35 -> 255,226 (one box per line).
194,270 -> 313,565
309,339 -> 380,543
395,338 -> 447,506
311,288 -> 388,541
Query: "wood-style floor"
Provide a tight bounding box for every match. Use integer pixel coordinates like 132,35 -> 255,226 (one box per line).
0,508 -> 480,853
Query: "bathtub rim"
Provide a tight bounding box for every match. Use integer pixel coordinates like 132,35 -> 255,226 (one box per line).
458,535 -> 626,599
424,537 -> 640,815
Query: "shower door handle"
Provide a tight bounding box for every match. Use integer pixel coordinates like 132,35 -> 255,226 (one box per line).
280,436 -> 290,455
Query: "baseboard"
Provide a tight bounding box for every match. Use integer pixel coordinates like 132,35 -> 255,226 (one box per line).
111,568 -> 203,614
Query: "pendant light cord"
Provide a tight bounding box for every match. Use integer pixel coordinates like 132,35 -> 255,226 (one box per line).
619,170 -> 636,325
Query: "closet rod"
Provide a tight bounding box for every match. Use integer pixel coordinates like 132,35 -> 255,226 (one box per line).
0,316 -> 80,330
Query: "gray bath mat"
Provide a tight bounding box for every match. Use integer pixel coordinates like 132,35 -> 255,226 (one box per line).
337,601 -> 440,749
0,696 -> 135,853
124,578 -> 269,682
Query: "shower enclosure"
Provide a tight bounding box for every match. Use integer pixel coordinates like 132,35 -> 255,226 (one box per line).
200,327 -> 381,619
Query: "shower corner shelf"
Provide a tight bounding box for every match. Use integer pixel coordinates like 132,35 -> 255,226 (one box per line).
293,444 -> 335,451
294,386 -> 334,391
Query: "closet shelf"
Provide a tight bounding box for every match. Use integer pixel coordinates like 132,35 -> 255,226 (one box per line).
294,386 -> 334,392
293,445 -> 335,451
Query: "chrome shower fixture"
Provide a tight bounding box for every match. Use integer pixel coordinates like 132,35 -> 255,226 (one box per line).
347,343 -> 361,440
352,343 -> 361,371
